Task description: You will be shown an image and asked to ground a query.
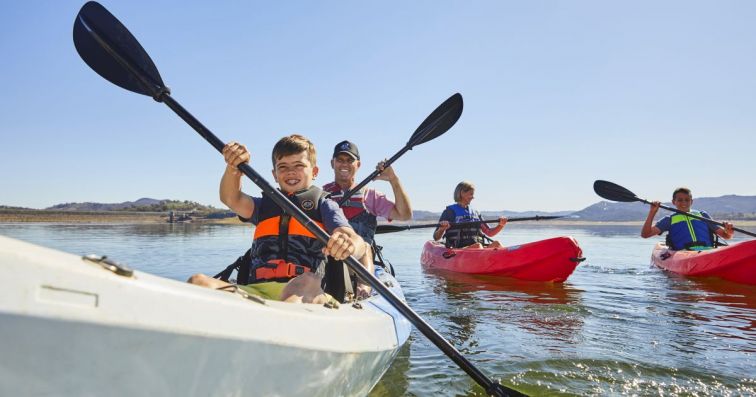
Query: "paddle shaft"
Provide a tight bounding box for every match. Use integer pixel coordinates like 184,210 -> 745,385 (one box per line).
160,95 -> 518,397
377,215 -> 561,234
338,111 -> 448,205
637,198 -> 756,238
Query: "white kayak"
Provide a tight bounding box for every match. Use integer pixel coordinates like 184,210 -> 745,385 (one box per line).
0,235 -> 411,397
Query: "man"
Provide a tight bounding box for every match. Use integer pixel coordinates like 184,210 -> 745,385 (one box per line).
641,187 -> 734,250
323,140 -> 413,245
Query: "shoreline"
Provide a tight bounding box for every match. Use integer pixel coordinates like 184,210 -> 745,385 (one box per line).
2,211 -> 755,227
0,211 -> 243,225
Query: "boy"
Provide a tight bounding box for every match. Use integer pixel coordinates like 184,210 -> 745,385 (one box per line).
188,135 -> 371,303
641,187 -> 734,250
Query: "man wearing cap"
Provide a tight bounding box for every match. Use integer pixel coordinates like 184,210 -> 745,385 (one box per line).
323,140 -> 413,247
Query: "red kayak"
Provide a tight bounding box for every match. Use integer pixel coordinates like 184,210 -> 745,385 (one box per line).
420,236 -> 584,282
651,240 -> 756,285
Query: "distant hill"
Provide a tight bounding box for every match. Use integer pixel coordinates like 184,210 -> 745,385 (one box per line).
0,205 -> 33,211
412,210 -> 441,221
412,209 -> 575,221
7,194 -> 755,222
45,198 -> 222,213
412,195 -> 756,222
483,210 -> 575,218
571,195 -> 756,221
47,198 -> 164,211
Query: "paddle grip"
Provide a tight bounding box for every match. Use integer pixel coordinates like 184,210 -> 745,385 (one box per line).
337,145 -> 408,205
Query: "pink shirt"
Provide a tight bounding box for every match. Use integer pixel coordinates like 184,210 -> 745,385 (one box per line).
363,188 -> 396,221
323,181 -> 396,221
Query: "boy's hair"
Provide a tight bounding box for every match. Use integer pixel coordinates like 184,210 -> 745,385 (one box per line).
672,187 -> 692,200
271,134 -> 317,167
453,181 -> 475,202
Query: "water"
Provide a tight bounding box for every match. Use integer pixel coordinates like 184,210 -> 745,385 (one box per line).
1,223 -> 754,396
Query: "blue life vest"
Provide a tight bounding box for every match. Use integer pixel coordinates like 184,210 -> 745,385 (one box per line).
666,210 -> 714,250
443,204 -> 483,248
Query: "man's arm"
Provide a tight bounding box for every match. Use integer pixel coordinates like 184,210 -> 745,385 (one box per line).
375,162 -> 412,221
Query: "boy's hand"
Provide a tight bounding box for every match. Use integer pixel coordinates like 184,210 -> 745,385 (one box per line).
222,142 -> 250,176
723,221 -> 734,238
324,230 -> 357,260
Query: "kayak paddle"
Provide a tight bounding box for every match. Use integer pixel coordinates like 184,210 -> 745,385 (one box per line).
593,180 -> 755,238
376,215 -> 564,234
337,93 -> 463,205
72,3 -> 525,396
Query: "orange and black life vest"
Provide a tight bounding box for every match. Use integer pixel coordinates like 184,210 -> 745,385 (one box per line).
247,186 -> 328,282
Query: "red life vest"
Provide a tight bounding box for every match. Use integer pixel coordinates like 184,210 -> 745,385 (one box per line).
323,182 -> 378,244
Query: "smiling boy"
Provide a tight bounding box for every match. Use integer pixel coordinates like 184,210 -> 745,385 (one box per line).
641,187 -> 734,250
188,135 -> 369,303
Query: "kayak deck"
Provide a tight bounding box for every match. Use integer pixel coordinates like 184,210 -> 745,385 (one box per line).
0,235 -> 410,396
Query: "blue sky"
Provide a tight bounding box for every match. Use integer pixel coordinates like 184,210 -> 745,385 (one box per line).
1,1 -> 754,212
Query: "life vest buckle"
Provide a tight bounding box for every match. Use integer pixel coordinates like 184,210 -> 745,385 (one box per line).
254,259 -> 310,281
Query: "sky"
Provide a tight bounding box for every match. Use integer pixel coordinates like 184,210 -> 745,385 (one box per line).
1,1 -> 755,212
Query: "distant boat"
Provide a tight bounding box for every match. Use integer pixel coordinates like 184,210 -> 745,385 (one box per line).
167,211 -> 192,223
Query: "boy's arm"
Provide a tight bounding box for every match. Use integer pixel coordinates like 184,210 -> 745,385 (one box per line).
219,142 -> 255,219
701,211 -> 734,240
714,221 -> 735,240
321,199 -> 368,262
326,226 -> 368,262
328,226 -> 374,299
641,201 -> 662,238
220,166 -> 254,219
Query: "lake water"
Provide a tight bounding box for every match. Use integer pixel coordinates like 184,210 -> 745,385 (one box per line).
1,223 -> 753,396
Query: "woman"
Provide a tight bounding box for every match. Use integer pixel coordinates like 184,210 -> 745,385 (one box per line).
433,181 -> 507,248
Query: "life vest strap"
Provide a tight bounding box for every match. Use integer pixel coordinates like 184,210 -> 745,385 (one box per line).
254,259 -> 310,281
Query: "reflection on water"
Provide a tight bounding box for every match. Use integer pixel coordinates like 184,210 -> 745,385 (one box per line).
2,223 -> 754,396
424,269 -> 585,345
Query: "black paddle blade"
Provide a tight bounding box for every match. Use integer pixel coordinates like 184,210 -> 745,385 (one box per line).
73,1 -> 167,99
408,93 -> 463,146
593,180 -> 639,203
